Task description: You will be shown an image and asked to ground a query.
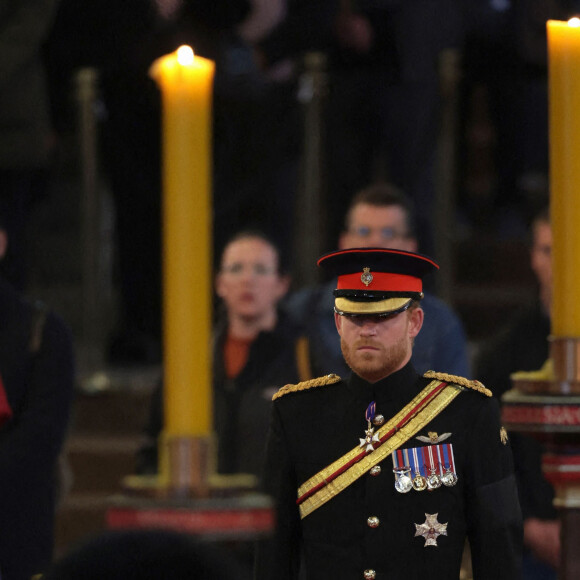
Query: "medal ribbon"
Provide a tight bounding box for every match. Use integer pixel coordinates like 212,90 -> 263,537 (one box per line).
392,444 -> 453,481
365,401 -> 376,424
297,380 -> 462,518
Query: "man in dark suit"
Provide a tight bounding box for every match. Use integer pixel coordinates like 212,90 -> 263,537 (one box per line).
0,222 -> 75,580
256,248 -> 522,579
476,207 -> 558,580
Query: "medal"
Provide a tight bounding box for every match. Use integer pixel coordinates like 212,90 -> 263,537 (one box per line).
439,442 -> 458,486
393,466 -> 413,493
415,513 -> 448,547
426,445 -> 441,490
411,447 -> 427,491
412,472 -> 428,491
427,467 -> 442,490
391,448 -> 413,493
359,401 -> 380,453
441,466 -> 458,487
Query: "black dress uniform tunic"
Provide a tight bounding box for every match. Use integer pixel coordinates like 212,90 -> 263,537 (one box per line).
256,363 -> 523,579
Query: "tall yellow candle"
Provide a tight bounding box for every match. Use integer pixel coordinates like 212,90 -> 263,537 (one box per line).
548,19 -> 580,337
150,47 -> 215,436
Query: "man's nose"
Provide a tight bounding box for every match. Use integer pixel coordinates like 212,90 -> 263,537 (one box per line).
359,319 -> 379,335
364,233 -> 384,248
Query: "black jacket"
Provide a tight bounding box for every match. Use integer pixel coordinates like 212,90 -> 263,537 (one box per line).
212,314 -> 308,476
256,363 -> 522,579
137,312 -> 309,479
0,278 -> 75,580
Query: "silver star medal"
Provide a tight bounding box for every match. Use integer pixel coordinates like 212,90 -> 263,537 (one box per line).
360,401 -> 380,453
415,513 -> 448,547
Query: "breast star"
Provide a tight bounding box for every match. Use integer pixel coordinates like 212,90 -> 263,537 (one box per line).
414,513 -> 448,547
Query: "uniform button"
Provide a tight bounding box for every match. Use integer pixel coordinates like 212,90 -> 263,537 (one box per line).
367,516 -> 380,528
373,414 -> 385,426
363,569 -> 376,579
369,465 -> 382,476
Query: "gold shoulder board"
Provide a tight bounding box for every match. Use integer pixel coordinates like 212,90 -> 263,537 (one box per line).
273,374 -> 341,401
424,370 -> 492,397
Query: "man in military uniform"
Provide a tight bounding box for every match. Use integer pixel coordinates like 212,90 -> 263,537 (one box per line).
255,248 -> 522,579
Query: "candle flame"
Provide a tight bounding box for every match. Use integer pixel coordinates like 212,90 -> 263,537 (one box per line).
569,17 -> 580,27
177,45 -> 194,65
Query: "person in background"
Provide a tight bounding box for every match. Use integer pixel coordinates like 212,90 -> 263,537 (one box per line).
0,219 -> 75,580
475,206 -> 558,579
0,0 -> 61,291
252,0 -> 463,254
285,183 -> 469,379
137,230 -> 311,478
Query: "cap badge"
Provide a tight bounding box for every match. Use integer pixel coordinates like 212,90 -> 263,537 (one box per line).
361,267 -> 373,287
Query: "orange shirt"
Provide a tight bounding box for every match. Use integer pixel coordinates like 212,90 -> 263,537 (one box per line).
224,334 -> 253,379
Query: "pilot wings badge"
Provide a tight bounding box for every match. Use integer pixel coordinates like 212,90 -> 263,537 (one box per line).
416,431 -> 452,444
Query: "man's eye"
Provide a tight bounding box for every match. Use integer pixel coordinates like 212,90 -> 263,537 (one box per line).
380,228 -> 396,240
355,227 -> 371,237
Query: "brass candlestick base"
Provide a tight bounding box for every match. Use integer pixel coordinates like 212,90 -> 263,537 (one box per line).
509,337 -> 580,395
165,434 -> 212,498
113,434 -> 271,542
551,336 -> 580,392
122,432 -> 260,499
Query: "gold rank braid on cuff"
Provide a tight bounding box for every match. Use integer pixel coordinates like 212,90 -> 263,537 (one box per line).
272,374 -> 342,401
423,371 -> 492,397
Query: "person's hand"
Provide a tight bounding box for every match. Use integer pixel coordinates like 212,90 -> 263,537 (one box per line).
335,11 -> 374,54
524,517 -> 560,569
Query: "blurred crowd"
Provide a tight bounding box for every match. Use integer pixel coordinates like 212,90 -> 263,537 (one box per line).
33,0 -> 575,364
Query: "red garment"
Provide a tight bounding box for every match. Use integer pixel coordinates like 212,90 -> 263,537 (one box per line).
0,374 -> 12,426
224,334 -> 252,379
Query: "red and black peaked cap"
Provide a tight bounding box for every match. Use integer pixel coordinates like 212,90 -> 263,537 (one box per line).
317,247 -> 439,315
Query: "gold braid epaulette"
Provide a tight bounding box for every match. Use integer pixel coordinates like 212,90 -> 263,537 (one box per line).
272,374 -> 342,401
424,370 -> 492,397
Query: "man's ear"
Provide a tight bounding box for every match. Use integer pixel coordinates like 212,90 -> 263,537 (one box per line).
334,311 -> 343,336
0,229 -> 7,260
408,307 -> 424,339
